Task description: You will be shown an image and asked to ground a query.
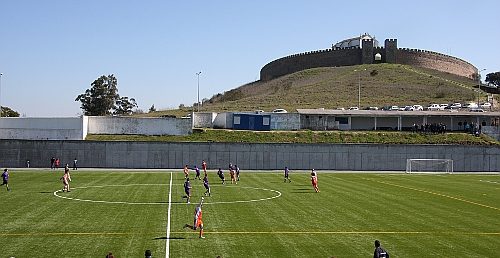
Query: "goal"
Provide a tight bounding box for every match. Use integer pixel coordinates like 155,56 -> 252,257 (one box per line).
406,159 -> 453,174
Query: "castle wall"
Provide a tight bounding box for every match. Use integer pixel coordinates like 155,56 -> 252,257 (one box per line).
260,48 -> 362,81
396,49 -> 477,79
259,38 -> 477,81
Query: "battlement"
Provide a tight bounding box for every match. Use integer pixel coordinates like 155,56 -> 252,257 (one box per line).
397,48 -> 475,67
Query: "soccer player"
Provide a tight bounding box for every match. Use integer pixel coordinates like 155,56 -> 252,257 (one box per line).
1,168 -> 11,191
311,169 -> 319,193
183,197 -> 205,238
60,165 -> 72,192
235,164 -> 240,181
193,165 -> 201,180
373,240 -> 390,258
284,166 -> 291,183
184,178 -> 192,204
201,160 -> 207,176
183,165 -> 189,179
229,166 -> 237,184
217,168 -> 225,184
203,174 -> 211,196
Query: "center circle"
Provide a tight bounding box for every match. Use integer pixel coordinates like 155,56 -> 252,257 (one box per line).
53,183 -> 281,205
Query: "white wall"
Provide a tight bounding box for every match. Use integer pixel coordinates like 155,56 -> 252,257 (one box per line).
193,112 -> 217,128
270,113 -> 300,130
87,116 -> 192,136
0,117 -> 85,140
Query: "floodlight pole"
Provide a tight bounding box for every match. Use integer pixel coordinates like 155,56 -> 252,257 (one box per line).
477,68 -> 486,107
196,71 -> 202,112
0,73 -> 3,117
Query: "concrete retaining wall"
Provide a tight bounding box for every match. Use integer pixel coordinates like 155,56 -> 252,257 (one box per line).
1,140 -> 498,172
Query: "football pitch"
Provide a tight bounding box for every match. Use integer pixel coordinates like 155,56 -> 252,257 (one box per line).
1,170 -> 499,257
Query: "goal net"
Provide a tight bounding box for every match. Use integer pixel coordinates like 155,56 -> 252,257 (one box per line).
406,159 -> 453,174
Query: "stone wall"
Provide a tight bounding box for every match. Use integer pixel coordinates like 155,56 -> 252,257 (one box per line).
259,38 -> 476,81
1,140 -> 498,172
396,49 -> 477,79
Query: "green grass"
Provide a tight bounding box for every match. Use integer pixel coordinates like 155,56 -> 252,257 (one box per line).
1,170 -> 499,257
141,64 -> 486,117
85,129 -> 500,145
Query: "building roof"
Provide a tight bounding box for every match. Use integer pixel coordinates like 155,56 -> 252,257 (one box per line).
332,33 -> 379,49
297,109 -> 500,117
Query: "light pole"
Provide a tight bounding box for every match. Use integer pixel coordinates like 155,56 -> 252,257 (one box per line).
196,71 -> 202,112
354,69 -> 366,109
477,68 -> 486,107
0,73 -> 3,117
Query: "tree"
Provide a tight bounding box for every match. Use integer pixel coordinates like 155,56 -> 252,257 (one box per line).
75,74 -> 137,116
485,72 -> 500,87
149,104 -> 156,113
0,106 -> 20,117
114,96 -> 138,115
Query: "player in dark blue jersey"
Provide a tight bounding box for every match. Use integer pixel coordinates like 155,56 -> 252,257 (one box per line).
203,174 -> 211,196
235,165 -> 240,181
1,169 -> 10,191
217,168 -> 225,184
193,165 -> 201,180
183,178 -> 192,204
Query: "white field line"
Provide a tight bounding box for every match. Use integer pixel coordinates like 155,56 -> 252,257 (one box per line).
166,172 -> 173,258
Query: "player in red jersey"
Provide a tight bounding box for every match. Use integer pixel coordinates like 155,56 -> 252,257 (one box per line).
311,169 -> 319,193
201,160 -> 207,176
183,197 -> 205,238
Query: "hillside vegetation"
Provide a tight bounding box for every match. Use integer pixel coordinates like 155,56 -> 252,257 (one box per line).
143,63 -> 482,117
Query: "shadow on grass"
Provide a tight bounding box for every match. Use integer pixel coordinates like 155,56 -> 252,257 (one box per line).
39,191 -> 54,194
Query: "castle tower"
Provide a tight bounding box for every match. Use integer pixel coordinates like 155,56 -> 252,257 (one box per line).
362,39 -> 374,64
385,39 -> 397,63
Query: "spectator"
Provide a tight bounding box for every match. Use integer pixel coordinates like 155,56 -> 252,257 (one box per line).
73,158 -> 78,170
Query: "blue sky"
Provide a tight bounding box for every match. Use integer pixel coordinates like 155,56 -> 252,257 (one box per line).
0,0 -> 499,117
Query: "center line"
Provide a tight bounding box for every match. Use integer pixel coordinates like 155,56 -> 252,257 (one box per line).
165,172 -> 173,258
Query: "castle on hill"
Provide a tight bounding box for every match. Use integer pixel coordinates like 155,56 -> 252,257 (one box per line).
260,34 -> 477,81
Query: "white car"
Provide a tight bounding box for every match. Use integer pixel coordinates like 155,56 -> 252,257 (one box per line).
463,102 -> 478,109
368,106 -> 379,110
348,107 -> 359,110
412,105 -> 424,111
439,104 -> 449,109
427,104 -> 442,111
272,108 -> 288,113
480,103 -> 492,109
450,103 -> 462,109
389,106 -> 399,111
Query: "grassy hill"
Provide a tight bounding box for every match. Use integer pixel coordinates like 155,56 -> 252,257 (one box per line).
141,63 -> 485,117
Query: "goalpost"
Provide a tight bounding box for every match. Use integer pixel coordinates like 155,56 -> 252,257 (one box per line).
406,159 -> 453,174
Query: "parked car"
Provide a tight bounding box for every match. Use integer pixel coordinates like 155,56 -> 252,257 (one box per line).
254,110 -> 265,114
389,106 -> 399,111
480,102 -> 492,109
463,102 -> 478,109
403,106 -> 414,111
450,103 -> 462,109
412,105 -> 424,111
368,106 -> 379,110
439,104 -> 449,110
427,104 -> 442,111
348,107 -> 359,110
272,108 -> 288,113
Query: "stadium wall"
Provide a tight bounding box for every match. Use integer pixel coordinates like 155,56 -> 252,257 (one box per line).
0,117 -> 86,140
1,140 -> 498,172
